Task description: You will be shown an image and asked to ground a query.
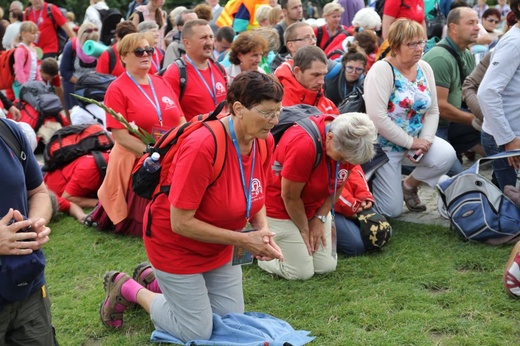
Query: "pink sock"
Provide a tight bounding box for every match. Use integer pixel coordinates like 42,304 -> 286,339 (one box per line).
148,280 -> 162,293
120,278 -> 144,303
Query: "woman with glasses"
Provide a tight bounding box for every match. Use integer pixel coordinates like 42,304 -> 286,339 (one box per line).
137,20 -> 164,74
324,42 -> 367,106
99,72 -> 284,341
481,8 -> 502,46
85,32 -> 186,236
258,112 -> 377,280
364,19 -> 456,218
59,22 -> 100,111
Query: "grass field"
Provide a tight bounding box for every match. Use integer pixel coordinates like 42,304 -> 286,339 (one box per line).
44,214 -> 520,346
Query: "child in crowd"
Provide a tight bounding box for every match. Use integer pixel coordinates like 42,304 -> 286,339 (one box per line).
13,21 -> 40,99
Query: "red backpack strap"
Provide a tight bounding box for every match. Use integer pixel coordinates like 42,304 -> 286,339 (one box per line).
203,119 -> 228,184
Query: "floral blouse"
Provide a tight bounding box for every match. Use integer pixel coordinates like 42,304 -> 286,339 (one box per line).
378,64 -> 432,152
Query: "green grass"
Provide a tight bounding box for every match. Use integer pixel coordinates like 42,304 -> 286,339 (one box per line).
44,214 -> 520,346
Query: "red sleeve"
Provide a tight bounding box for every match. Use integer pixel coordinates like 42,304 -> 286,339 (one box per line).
162,61 -> 181,100
384,0 -> 401,17
103,77 -> 127,131
51,4 -> 68,27
96,50 -> 110,74
280,130 -> 316,183
51,74 -> 61,87
57,195 -> 71,213
334,165 -> 374,217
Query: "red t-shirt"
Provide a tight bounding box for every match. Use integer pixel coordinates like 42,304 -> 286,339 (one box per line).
44,153 -> 109,197
384,0 -> 425,24
162,57 -> 227,121
266,116 -> 353,220
314,25 -> 349,51
148,48 -> 164,75
96,45 -> 125,77
144,126 -> 274,275
105,73 -> 183,134
24,3 -> 67,55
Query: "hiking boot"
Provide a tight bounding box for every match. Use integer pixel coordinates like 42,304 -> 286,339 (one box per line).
132,262 -> 156,291
402,180 -> 426,212
100,271 -> 135,328
504,241 -> 520,298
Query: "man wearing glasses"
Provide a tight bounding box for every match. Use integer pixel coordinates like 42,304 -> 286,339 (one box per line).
422,7 -> 482,175
275,45 -> 338,114
271,22 -> 316,72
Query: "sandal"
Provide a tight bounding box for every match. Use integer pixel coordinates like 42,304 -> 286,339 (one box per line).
132,262 -> 161,293
83,212 -> 98,228
100,271 -> 135,328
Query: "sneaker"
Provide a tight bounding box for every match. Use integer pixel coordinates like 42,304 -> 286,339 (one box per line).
437,175 -> 450,220
504,241 -> 520,298
132,262 -> 156,290
402,180 -> 427,212
100,271 -> 135,328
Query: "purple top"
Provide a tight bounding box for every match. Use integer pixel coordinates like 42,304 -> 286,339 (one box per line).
338,0 -> 365,27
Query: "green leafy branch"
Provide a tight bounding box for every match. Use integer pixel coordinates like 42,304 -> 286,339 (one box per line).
72,94 -> 155,145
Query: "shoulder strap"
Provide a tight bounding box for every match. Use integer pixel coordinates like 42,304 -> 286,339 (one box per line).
0,120 -> 26,164
91,150 -> 107,179
202,120 -> 228,185
317,27 -> 323,48
385,60 -> 396,86
296,117 -> 323,169
212,59 -> 228,86
107,47 -> 116,74
47,3 -> 56,27
174,58 -> 187,101
438,43 -> 466,83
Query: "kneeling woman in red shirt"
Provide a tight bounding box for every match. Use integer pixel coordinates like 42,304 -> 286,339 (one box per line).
99,72 -> 284,341
259,113 -> 377,280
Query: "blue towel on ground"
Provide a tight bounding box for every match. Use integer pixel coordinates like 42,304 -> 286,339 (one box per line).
150,311 -> 315,345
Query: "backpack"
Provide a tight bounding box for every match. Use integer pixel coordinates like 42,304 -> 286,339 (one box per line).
97,8 -> 123,46
19,81 -> 63,116
157,57 -> 227,101
316,26 -> 346,51
0,119 -> 26,166
74,73 -> 116,105
270,105 -> 324,170
41,124 -> 113,178
437,151 -> 520,245
0,49 -> 16,90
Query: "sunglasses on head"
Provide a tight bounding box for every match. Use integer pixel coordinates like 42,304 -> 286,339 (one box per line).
84,28 -> 99,34
133,47 -> 155,57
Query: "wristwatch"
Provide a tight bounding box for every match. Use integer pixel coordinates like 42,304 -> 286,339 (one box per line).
315,214 -> 327,223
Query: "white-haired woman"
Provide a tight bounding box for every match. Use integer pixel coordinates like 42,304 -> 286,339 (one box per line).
259,113 -> 377,280
314,2 -> 348,51
59,22 -> 100,111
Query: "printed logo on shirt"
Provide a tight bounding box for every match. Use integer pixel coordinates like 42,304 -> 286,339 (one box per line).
324,106 -> 333,112
251,178 -> 263,202
215,82 -> 226,96
162,96 -> 177,110
337,169 -> 349,185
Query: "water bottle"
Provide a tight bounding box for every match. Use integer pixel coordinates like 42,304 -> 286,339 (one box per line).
144,152 -> 161,173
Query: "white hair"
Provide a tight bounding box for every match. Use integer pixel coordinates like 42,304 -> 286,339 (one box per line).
329,113 -> 377,165
352,8 -> 382,31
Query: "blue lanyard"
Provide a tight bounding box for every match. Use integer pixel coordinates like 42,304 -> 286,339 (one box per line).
325,124 -> 340,216
185,55 -> 217,106
32,7 -> 43,26
126,72 -> 163,126
228,117 -> 256,220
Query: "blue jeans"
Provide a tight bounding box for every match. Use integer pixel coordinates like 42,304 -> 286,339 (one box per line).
334,214 -> 366,256
436,125 -> 464,176
481,131 -> 517,191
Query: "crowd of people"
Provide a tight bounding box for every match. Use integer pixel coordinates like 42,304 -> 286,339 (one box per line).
2,0 -> 520,344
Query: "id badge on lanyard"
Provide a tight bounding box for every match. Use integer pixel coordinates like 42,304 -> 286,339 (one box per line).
151,124 -> 169,141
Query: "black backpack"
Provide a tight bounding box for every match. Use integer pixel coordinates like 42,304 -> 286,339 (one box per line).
270,105 -> 324,170
74,73 -> 116,105
19,81 -> 63,116
98,8 -> 123,46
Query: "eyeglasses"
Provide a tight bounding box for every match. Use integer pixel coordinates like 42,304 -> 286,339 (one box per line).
345,65 -> 365,74
485,17 -> 499,24
405,40 -> 427,49
133,47 -> 155,57
84,28 -> 99,34
288,35 -> 317,43
251,106 -> 284,121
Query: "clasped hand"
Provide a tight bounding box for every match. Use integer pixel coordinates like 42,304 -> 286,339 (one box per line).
0,209 -> 51,256
243,228 -> 284,262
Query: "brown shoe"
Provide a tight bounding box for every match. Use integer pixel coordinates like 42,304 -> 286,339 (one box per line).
100,271 -> 135,328
402,180 -> 427,212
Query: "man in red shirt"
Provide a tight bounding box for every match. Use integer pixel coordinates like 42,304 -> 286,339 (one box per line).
23,0 -> 75,59
275,45 -> 338,114
96,21 -> 138,77
162,19 -> 227,121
